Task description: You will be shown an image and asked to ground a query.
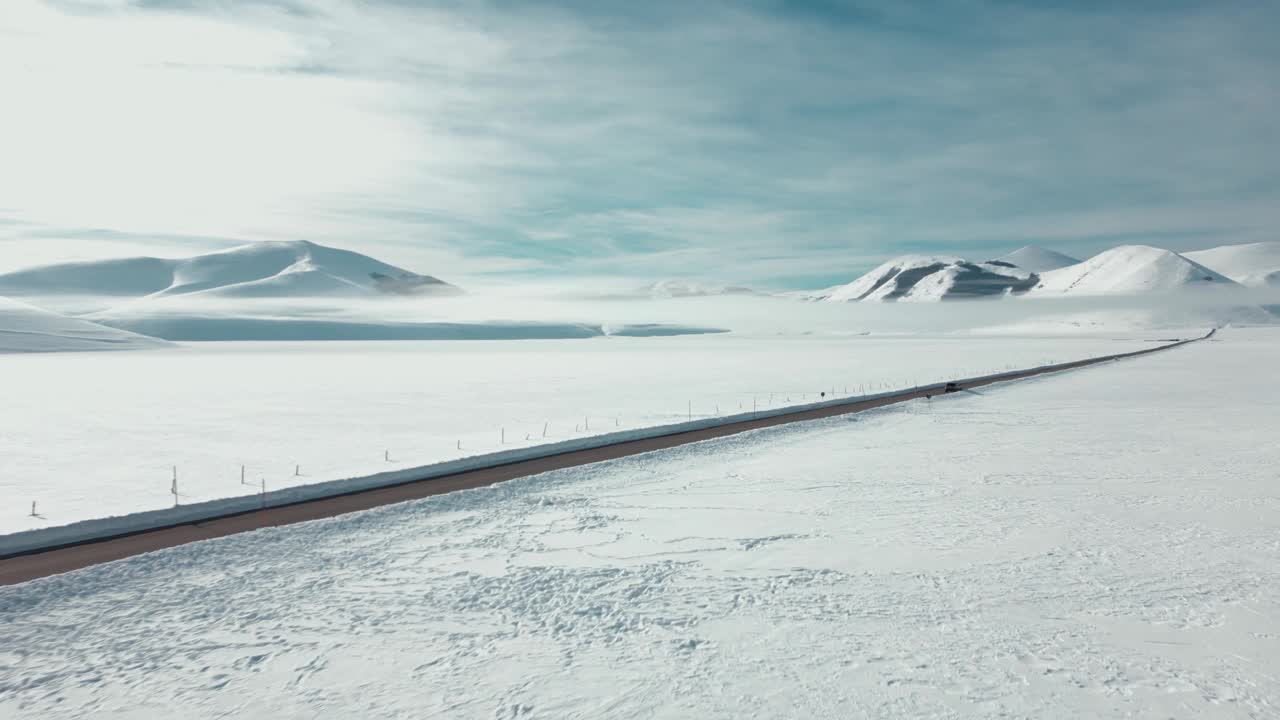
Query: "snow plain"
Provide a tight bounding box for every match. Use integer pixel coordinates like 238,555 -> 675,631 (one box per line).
0,333 -> 1173,536
2,327 -> 1277,718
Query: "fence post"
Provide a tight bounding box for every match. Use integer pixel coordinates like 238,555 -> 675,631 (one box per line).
542,421 -> 548,438
171,466 -> 179,507
30,500 -> 37,517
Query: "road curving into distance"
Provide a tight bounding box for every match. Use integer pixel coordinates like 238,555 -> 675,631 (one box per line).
0,329 -> 1215,586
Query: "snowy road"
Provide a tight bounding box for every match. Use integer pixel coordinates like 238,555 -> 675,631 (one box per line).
2,328 -> 1278,718
1,333 -> 1168,536
0,331 -> 1205,581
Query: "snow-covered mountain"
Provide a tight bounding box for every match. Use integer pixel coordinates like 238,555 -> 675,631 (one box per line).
991,246 -> 1080,273
639,280 -> 760,299
815,256 -> 1038,302
1184,241 -> 1280,288
0,240 -> 461,301
0,296 -> 169,353
779,286 -> 842,302
1029,245 -> 1238,296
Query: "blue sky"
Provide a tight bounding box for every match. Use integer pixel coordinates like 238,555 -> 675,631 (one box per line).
1,0 -> 1278,289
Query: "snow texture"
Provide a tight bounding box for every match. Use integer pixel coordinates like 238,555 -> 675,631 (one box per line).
1031,245 -> 1239,296
1185,241 -> 1280,288
1,327 -> 1277,718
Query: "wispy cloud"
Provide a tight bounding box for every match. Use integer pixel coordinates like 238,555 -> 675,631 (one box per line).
1,0 -> 1277,287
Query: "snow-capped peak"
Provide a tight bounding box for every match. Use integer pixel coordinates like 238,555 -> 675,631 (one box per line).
992,246 -> 1080,273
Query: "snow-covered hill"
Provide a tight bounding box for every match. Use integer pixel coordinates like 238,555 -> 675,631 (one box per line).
1185,241 -> 1280,288
0,240 -> 461,300
992,245 -> 1080,273
639,280 -> 760,299
816,256 -> 1038,302
1029,245 -> 1238,296
0,296 -> 168,353
778,286 -> 841,301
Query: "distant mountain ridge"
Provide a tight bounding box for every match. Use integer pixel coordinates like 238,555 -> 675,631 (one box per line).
640,280 -> 760,298
798,242 -> 1268,302
0,240 -> 461,300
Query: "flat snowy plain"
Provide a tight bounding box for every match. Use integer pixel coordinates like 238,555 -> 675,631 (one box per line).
3,327 -> 1277,718
0,333 -> 1169,535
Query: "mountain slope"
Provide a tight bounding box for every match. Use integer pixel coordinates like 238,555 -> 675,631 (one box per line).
0,240 -> 461,300
820,255 -> 1038,302
1029,245 -> 1238,296
639,280 -> 760,299
0,296 -> 168,353
1185,241 -> 1280,288
992,246 -> 1080,273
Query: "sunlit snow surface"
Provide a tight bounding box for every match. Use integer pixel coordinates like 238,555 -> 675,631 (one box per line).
0,333 -> 1173,535
3,328 -> 1278,718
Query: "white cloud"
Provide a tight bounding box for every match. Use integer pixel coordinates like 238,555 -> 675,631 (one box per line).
1,0 -> 1277,288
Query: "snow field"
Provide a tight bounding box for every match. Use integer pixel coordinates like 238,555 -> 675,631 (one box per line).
0,333 -> 1168,537
0,327 -> 1276,718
